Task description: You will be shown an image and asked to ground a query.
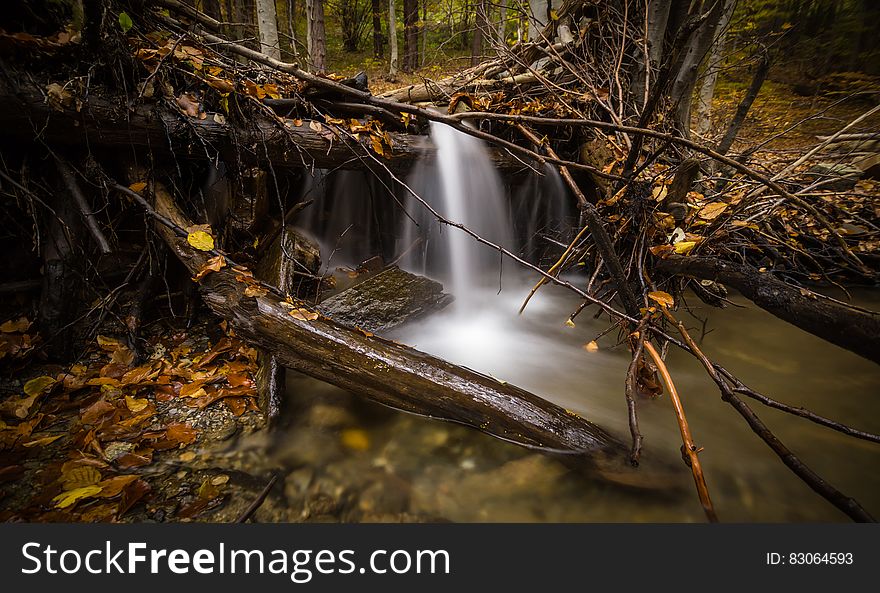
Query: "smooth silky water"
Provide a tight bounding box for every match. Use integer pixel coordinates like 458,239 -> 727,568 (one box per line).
262,123 -> 880,522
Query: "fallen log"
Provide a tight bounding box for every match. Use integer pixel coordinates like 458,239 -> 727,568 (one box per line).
0,80 -> 524,173
657,255 -> 880,365
138,177 -> 637,480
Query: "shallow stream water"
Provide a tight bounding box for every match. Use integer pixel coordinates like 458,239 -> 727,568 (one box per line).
260,281 -> 880,522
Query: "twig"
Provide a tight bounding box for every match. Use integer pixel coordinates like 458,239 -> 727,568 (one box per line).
235,474 -> 278,523
643,339 -> 718,522
56,159 -> 112,254
624,323 -> 647,465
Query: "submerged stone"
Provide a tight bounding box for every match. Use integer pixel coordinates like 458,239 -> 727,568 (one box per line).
318,266 -> 453,334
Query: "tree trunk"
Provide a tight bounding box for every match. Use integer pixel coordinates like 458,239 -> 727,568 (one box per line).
420,0 -> 428,66
388,0 -> 399,74
402,0 -> 418,72
287,0 -> 299,57
715,53 -> 770,156
255,0 -> 282,59
305,0 -> 327,72
498,0 -> 508,43
371,0 -> 384,58
470,0 -> 487,66
694,0 -> 736,137
528,0 -> 550,41
669,0 -> 729,136
632,0 -> 673,109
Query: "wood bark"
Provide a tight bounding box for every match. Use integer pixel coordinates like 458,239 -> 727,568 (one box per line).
694,0 -> 736,137
256,0 -> 282,59
669,0 -> 728,136
306,0 -> 327,72
144,182 -> 634,476
371,0 -> 384,58
657,255 -> 880,365
402,0 -> 419,72
388,0 -> 399,74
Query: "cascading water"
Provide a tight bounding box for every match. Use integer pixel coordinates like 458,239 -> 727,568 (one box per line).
399,122 -> 514,300
296,169 -> 380,269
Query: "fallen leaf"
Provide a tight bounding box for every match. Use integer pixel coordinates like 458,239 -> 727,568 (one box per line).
673,241 -> 697,255
289,308 -> 319,321
61,466 -> 102,489
117,479 -> 151,517
187,230 -> 215,251
95,475 -> 139,498
22,434 -> 63,448
647,291 -> 675,308
23,376 -> 56,397
53,485 -> 102,509
193,255 -> 226,281
244,284 -> 268,298
1,317 -> 30,333
125,395 -> 149,413
583,341 -> 599,353
698,202 -> 728,220
652,185 -> 668,201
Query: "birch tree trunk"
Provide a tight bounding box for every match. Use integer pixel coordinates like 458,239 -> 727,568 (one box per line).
287,0 -> 299,57
388,0 -> 399,74
498,0 -> 508,43
528,0 -> 550,41
669,0 -> 729,136
695,0 -> 737,137
256,0 -> 281,59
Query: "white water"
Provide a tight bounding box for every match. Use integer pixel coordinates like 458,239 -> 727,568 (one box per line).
399,122 -> 514,300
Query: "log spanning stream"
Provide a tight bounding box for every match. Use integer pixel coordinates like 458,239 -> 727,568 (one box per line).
250,124 -> 880,521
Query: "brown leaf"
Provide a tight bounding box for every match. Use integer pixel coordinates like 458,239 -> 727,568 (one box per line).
0,317 -> 30,333
176,93 -> 204,119
116,479 -> 151,518
95,475 -> 139,498
289,308 -> 319,321
193,255 -> 226,281
647,291 -> 675,308
698,202 -> 728,221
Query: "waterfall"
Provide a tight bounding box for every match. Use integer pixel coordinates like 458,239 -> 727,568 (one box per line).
399,122 -> 514,299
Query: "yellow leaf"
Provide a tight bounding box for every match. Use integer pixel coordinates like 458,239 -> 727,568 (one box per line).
289,308 -> 319,321
125,395 -> 149,413
22,434 -> 63,448
698,202 -> 728,220
187,230 -> 215,251
23,376 -> 56,397
340,428 -> 370,451
652,185 -> 668,201
53,485 -> 103,509
129,182 -> 147,193
583,341 -> 599,353
564,318 -> 576,328
309,120 -> 323,132
648,291 -> 675,308
673,241 -> 696,255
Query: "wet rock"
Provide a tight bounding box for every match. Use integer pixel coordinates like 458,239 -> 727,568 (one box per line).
357,473 -> 411,515
318,266 -> 453,333
284,467 -> 315,498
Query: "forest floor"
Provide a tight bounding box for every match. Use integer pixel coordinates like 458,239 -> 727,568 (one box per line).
1,70 -> 878,522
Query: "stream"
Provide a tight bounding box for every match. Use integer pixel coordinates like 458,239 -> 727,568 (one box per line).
243,122 -> 880,522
